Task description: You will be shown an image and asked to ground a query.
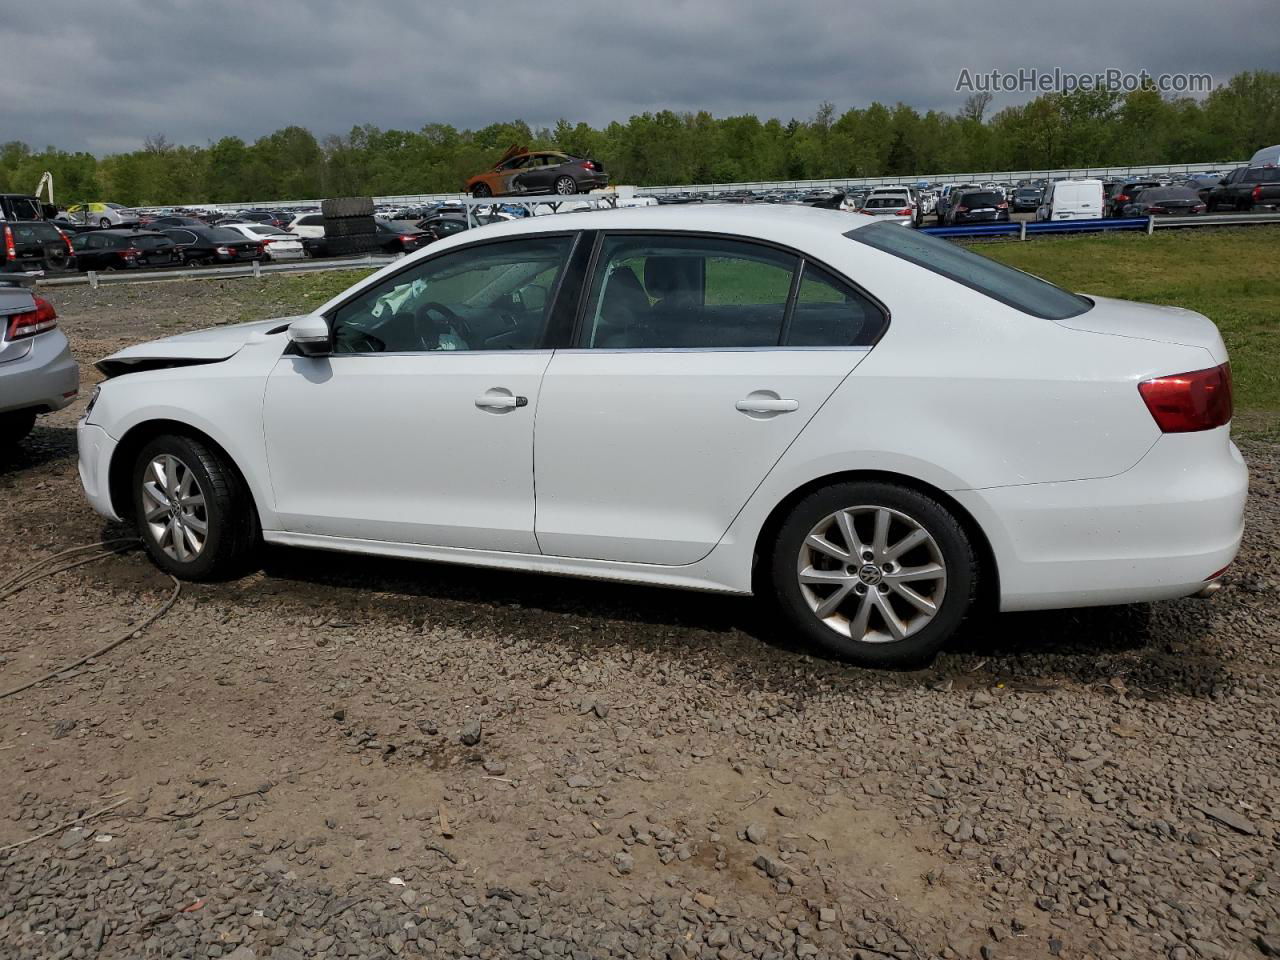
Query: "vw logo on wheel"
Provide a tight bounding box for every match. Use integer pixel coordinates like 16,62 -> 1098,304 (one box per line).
858,563 -> 883,585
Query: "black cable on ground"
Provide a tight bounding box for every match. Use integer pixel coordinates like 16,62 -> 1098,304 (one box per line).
0,541 -> 182,701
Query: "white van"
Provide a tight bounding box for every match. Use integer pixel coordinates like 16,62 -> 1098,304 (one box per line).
1249,144 -> 1280,167
1035,179 -> 1104,221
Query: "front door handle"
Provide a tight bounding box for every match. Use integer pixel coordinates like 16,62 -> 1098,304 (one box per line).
475,393 -> 529,410
736,397 -> 799,414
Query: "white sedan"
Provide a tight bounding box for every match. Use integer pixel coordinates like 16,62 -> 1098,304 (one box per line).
218,223 -> 304,260
76,206 -> 1246,667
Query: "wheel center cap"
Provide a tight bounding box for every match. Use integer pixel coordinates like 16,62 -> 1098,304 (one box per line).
858,563 -> 883,585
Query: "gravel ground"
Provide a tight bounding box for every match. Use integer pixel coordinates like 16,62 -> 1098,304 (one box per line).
1,278 -> 1278,960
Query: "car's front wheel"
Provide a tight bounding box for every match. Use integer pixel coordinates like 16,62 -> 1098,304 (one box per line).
131,434 -> 258,580
99,218 -> 111,228
471,183 -> 492,198
767,481 -> 977,667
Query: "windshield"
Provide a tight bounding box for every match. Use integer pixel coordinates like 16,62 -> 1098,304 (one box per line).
847,222 -> 1091,320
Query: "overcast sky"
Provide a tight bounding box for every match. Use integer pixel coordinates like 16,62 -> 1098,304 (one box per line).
9,0 -> 1277,154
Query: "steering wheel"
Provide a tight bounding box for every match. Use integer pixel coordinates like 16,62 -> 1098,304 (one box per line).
417,301 -> 473,344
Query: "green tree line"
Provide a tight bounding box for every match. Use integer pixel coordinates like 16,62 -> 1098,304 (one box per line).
2,71 -> 1276,206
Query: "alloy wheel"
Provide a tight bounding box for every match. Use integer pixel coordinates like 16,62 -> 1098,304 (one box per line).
795,505 -> 947,644
141,454 -> 209,562
555,177 -> 576,195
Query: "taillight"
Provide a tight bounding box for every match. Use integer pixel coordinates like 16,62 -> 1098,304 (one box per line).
896,207 -> 913,216
582,161 -> 595,170
1116,193 -> 1129,203
215,246 -> 232,255
1138,363 -> 1233,432
3,225 -> 15,260
1253,185 -> 1263,201
5,296 -> 58,340
997,202 -> 1008,209
1194,204 -> 1206,213
119,248 -> 140,259
1147,206 -> 1167,214
954,205 -> 969,213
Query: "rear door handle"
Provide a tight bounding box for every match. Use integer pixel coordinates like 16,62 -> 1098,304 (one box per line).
736,397 -> 799,414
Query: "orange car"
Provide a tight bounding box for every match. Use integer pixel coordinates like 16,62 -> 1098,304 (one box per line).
464,145 -> 609,197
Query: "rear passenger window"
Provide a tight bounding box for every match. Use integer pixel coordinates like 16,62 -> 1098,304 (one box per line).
784,264 -> 884,346
584,235 -> 797,348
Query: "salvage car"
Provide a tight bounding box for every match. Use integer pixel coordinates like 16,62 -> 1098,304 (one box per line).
2,220 -> 75,272
71,230 -> 178,270
217,224 -> 304,260
1,278 -> 77,447
465,145 -> 608,197
160,227 -> 265,265
77,206 -> 1246,668
65,202 -> 141,229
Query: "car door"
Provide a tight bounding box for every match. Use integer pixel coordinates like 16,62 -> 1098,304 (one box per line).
533,232 -> 887,565
515,154 -> 557,193
262,232 -> 578,552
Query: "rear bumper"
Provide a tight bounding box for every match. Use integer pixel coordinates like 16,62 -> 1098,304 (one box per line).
0,329 -> 79,416
955,427 -> 1247,612
76,420 -> 121,521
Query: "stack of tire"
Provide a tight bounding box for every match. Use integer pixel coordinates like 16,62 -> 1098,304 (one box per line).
321,197 -> 380,257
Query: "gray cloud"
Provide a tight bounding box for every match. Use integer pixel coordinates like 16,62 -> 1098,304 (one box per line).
6,0 -> 1277,153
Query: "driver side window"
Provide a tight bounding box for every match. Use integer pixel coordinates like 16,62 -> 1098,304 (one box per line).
329,235 -> 573,354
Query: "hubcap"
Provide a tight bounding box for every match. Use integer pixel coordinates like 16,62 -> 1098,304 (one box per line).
796,505 -> 947,644
141,454 -> 209,562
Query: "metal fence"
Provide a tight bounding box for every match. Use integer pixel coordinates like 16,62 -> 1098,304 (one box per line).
921,211 -> 1280,240
35,253 -> 398,289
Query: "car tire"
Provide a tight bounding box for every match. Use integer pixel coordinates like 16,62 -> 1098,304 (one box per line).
0,410 -> 36,448
472,183 -> 492,198
131,434 -> 259,581
554,176 -> 578,196
99,218 -> 111,229
765,481 -> 978,668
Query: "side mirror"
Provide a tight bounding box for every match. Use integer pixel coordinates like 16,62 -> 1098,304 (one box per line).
288,314 -> 331,357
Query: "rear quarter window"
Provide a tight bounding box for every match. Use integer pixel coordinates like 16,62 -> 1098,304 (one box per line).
847,222 -> 1091,321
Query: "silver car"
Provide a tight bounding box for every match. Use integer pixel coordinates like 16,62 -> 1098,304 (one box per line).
858,192 -> 917,227
0,277 -> 78,447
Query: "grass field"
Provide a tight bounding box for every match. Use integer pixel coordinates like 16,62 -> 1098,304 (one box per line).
979,227 -> 1280,425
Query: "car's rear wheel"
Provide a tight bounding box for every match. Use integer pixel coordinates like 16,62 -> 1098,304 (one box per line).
554,176 -> 578,196
99,218 -> 111,229
0,410 -> 36,448
471,183 -> 492,198
131,435 -> 258,580
767,481 -> 977,668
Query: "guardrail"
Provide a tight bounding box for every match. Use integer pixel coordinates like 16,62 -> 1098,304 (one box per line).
920,211 -> 1280,240
35,253 -> 397,289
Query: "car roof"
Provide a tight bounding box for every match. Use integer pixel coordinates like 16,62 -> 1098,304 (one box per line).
453,204 -> 876,244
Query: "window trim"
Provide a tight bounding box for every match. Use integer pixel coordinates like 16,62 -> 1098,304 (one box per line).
320,230 -> 583,356
568,229 -> 890,351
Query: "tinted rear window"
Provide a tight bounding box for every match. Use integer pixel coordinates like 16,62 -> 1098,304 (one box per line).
958,192 -> 1003,206
847,222 -> 1091,321
11,222 -> 61,242
864,197 -> 908,209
